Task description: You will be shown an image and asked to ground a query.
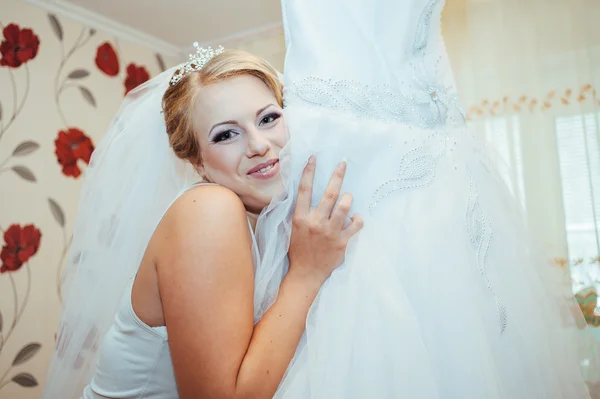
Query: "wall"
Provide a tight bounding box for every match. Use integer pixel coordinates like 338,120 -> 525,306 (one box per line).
222,27 -> 286,72
0,1 -> 177,397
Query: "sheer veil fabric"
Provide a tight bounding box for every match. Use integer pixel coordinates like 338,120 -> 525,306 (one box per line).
42,68 -> 199,398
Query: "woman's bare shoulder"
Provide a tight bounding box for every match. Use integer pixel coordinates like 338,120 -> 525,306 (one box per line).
151,184 -> 249,251
170,185 -> 246,219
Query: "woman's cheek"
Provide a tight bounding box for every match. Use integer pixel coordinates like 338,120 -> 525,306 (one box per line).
212,146 -> 243,177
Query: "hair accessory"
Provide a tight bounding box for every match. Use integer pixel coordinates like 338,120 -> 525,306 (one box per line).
170,42 -> 225,86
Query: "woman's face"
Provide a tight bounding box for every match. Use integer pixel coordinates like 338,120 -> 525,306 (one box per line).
193,75 -> 287,214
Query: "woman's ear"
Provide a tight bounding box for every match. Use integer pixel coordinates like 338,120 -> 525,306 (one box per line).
191,157 -> 207,181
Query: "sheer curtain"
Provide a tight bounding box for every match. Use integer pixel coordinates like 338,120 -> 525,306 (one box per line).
442,0 -> 600,388
444,0 -> 600,258
443,0 -> 600,282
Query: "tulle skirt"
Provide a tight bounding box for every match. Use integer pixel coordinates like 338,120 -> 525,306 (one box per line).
254,103 -> 592,398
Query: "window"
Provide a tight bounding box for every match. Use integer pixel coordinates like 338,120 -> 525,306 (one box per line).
555,113 -> 600,260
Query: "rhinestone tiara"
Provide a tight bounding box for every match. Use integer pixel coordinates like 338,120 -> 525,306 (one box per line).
170,42 -> 225,86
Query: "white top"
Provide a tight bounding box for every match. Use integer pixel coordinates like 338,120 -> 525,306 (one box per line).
81,183 -> 260,398
82,280 -> 176,399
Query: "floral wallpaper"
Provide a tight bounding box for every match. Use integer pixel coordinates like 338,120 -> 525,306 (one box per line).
0,1 -> 177,397
0,1 -> 596,397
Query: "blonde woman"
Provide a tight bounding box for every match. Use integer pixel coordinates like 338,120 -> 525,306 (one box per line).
43,48 -> 363,398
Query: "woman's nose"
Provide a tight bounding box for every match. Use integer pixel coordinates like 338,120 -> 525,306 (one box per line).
246,128 -> 270,158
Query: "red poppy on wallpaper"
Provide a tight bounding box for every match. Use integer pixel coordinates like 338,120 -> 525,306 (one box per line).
1,224 -> 42,273
95,42 -> 119,77
0,23 -> 40,68
124,63 -> 150,95
54,128 -> 95,178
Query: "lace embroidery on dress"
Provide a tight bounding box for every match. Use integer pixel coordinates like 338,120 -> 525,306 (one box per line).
369,137 -> 446,212
413,0 -> 439,55
284,77 -> 461,128
466,169 -> 508,333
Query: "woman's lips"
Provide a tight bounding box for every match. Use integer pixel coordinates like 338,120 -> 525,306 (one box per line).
247,159 -> 280,179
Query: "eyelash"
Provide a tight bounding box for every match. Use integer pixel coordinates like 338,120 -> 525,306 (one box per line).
212,112 -> 281,143
259,112 -> 281,126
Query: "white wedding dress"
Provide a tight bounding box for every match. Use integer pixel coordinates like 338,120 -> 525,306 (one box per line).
254,0 -> 592,397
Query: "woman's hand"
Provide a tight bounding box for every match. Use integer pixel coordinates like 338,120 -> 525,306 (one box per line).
160,156 -> 363,399
288,155 -> 364,284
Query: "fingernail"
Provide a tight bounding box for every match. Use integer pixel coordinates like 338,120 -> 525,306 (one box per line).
338,161 -> 346,170
308,155 -> 315,164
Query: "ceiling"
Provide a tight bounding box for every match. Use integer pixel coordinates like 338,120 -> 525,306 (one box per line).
27,0 -> 283,56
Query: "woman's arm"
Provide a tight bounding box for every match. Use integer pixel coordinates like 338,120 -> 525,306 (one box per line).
157,159 -> 362,399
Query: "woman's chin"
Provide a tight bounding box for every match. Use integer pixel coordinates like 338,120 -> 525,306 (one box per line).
253,180 -> 285,210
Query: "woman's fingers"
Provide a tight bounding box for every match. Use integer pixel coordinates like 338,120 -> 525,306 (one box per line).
294,155 -> 316,217
316,161 -> 346,219
294,157 -> 362,246
330,193 -> 353,231
341,214 -> 364,240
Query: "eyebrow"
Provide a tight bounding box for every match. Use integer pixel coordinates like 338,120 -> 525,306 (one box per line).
256,103 -> 275,117
209,103 -> 276,134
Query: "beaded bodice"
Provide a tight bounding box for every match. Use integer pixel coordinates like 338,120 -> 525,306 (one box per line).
281,0 -> 465,128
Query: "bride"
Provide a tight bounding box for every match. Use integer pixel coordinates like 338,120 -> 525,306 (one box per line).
254,0 -> 593,397
42,48 -> 362,398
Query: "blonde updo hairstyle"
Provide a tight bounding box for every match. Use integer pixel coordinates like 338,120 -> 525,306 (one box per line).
162,49 -> 284,163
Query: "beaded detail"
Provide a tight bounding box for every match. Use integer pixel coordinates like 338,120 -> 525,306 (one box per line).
369,137 -> 446,212
466,169 -> 508,333
413,0 -> 438,55
284,72 -> 464,129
